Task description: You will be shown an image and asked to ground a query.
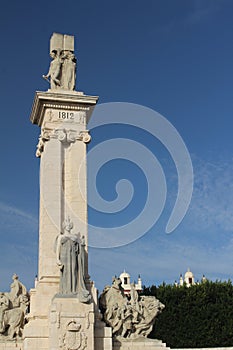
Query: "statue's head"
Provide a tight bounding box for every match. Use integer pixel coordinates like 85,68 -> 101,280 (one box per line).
62,217 -> 74,232
12,273 -> 18,280
112,277 -> 122,287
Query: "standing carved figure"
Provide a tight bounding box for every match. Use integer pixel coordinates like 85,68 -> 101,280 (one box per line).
56,218 -> 90,302
61,51 -> 76,90
56,218 -> 79,295
43,50 -> 62,89
43,34 -> 77,90
8,274 -> 28,308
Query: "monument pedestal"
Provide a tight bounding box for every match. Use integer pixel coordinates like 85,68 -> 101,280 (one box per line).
23,278 -> 111,350
49,297 -> 95,350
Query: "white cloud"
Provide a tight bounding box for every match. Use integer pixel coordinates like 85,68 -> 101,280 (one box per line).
0,201 -> 38,227
159,1 -> 222,33
89,154 -> 233,290
185,1 -> 219,25
186,156 -> 233,233
1,154 -> 233,293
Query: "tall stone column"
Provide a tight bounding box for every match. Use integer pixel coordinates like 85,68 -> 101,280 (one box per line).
32,91 -> 97,282
23,91 -> 99,350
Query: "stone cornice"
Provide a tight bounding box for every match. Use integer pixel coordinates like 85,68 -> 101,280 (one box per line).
30,90 -> 99,127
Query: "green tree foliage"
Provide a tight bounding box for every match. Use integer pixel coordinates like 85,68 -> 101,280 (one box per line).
143,280 -> 233,348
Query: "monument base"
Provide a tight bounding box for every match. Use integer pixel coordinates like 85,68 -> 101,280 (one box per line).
49,297 -> 95,350
113,337 -> 170,350
0,340 -> 23,350
49,295 -> 113,350
22,279 -> 112,350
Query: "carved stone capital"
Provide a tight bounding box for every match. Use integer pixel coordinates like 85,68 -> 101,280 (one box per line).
67,131 -> 78,143
52,129 -> 91,144
36,128 -> 91,156
53,129 -> 67,142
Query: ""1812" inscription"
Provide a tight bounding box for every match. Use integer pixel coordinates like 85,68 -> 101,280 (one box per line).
58,111 -> 86,124
59,111 -> 74,120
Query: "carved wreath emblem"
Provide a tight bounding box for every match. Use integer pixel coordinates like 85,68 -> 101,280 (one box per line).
62,321 -> 87,350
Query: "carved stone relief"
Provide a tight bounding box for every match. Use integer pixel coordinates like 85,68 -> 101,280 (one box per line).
61,321 -> 87,350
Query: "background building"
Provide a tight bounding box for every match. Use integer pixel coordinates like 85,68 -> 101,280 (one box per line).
119,270 -> 142,296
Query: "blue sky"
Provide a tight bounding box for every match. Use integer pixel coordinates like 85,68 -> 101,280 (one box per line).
0,0 -> 233,292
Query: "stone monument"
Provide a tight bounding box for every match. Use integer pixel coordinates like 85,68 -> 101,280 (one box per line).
23,32 -> 111,350
0,33 -> 169,350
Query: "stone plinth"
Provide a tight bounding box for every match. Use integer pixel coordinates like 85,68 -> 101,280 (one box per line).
113,337 -> 169,350
0,341 -> 23,350
49,297 -> 95,350
94,321 -> 112,350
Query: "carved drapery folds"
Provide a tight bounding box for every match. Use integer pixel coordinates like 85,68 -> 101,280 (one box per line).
55,218 -> 91,303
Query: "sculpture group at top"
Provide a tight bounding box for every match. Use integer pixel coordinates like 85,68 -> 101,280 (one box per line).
99,277 -> 165,339
43,33 -> 76,91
